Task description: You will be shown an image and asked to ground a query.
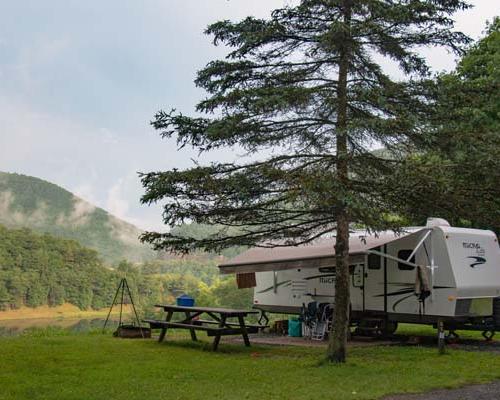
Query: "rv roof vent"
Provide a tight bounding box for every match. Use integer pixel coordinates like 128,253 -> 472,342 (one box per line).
426,218 -> 450,228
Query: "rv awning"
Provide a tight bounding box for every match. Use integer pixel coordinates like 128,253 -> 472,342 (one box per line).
218,229 -> 422,274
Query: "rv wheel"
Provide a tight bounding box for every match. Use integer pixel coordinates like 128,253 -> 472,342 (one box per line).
445,330 -> 460,344
482,330 -> 495,341
381,321 -> 398,337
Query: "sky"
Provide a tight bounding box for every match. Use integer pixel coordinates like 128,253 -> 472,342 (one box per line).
0,0 -> 497,232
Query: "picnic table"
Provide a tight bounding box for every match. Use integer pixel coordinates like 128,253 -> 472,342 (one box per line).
143,305 -> 264,351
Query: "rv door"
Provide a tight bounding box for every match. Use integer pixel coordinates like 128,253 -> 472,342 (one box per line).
364,248 -> 385,311
350,263 -> 365,312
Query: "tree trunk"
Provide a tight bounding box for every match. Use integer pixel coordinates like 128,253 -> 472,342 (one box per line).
327,0 -> 351,364
327,210 -> 350,362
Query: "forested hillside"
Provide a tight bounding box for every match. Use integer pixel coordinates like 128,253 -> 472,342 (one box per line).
0,224 -> 117,310
0,172 -> 154,263
0,224 -> 251,313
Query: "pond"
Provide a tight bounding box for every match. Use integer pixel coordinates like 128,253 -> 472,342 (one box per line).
0,317 -> 123,336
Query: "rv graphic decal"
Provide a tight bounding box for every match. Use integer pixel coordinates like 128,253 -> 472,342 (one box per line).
256,280 -> 291,294
463,242 -> 482,249
257,272 -> 336,294
374,287 -> 414,298
392,294 -> 416,311
467,256 -> 487,268
461,241 -> 487,268
319,276 -> 335,284
373,284 -> 453,312
304,273 -> 335,282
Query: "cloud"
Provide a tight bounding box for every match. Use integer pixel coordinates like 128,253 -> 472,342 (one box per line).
73,183 -> 98,205
56,197 -> 96,227
0,180 -> 95,229
106,179 -> 130,221
107,218 -> 143,246
100,128 -> 118,145
0,190 -> 49,227
0,95 -> 168,232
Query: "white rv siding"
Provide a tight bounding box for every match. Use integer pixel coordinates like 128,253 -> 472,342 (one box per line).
441,227 -> 500,299
254,269 -> 315,310
230,222 -> 500,322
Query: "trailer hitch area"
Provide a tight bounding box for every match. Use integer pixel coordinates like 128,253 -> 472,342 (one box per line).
258,310 -> 269,328
445,330 -> 460,344
482,330 -> 495,341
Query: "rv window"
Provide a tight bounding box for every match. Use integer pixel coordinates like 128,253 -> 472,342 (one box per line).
398,250 -> 415,270
368,250 -> 381,270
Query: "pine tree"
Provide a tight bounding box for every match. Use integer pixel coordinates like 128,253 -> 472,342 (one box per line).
141,0 -> 470,362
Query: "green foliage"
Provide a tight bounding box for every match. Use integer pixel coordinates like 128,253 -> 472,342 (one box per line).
142,258 -> 220,285
0,224 -> 120,311
209,278 -> 253,309
386,18 -> 500,232
0,223 -> 252,314
169,223 -> 246,258
0,171 -> 154,263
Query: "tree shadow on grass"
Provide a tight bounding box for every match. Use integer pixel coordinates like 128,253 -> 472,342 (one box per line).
154,336 -> 298,357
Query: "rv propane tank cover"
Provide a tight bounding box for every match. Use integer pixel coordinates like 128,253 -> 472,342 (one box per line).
426,218 -> 451,228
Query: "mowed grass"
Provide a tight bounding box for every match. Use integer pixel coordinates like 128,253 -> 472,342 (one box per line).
1,330 -> 499,400
396,323 -> 497,342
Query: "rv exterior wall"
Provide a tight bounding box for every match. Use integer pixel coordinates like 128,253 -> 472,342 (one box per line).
442,227 -> 500,299
253,255 -> 365,313
251,225 -> 500,324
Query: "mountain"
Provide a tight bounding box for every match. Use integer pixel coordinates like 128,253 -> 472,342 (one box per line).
0,172 -> 154,264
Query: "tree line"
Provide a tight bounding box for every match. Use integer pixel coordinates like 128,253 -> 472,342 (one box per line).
0,224 -> 251,315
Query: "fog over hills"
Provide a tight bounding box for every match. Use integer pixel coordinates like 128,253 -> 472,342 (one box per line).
0,172 -> 155,264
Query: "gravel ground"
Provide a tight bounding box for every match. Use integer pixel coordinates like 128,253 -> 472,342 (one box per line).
227,333 -> 394,347
383,381 -> 500,400
228,332 -> 500,352
390,334 -> 500,353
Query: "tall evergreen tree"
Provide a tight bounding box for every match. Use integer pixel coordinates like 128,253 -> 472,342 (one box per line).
141,0 -> 470,362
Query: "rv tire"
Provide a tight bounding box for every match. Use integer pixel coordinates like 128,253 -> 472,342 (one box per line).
445,330 -> 459,344
381,321 -> 398,337
482,330 -> 495,341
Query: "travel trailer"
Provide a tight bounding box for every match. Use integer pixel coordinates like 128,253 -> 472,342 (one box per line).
219,218 -> 500,337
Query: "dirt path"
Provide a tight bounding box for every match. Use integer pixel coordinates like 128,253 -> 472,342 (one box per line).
228,333 -> 500,351
227,334 -> 394,347
384,381 -> 500,400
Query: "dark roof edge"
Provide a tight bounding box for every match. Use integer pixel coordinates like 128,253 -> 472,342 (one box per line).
219,250 -> 367,269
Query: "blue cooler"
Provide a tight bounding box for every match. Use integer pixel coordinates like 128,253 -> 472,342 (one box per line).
288,317 -> 302,337
176,294 -> 195,307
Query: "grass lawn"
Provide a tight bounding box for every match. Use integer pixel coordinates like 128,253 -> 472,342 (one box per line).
1,329 -> 499,400
396,323 -> 488,339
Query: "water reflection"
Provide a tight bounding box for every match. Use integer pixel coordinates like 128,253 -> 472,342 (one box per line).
0,318 -> 121,336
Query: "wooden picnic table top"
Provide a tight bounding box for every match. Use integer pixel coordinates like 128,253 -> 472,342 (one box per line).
154,304 -> 259,316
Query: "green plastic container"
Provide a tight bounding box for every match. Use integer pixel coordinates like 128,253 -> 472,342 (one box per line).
288,317 -> 302,337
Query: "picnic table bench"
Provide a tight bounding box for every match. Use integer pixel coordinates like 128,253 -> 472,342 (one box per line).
143,304 -> 265,351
